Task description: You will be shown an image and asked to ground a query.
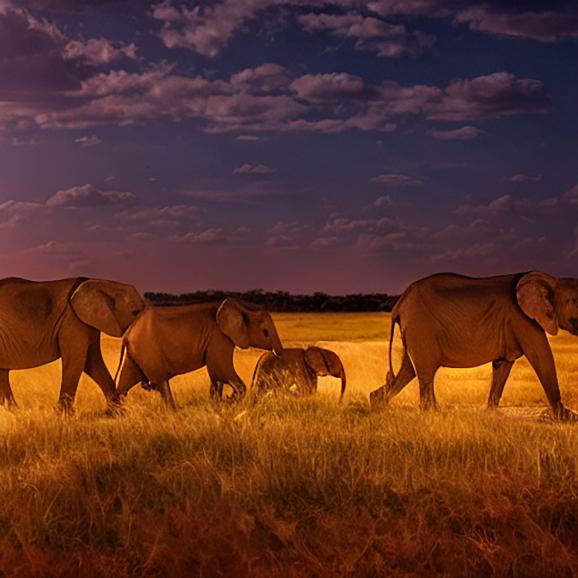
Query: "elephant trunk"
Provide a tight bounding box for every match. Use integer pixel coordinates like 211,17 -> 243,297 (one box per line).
272,328 -> 284,356
337,366 -> 346,401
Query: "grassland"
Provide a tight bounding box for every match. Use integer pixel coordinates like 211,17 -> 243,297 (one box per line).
2,313 -> 578,577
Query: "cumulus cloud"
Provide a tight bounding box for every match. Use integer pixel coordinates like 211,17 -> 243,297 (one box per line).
119,204 -> 202,225
45,183 -> 135,207
426,72 -> 551,121
371,173 -> 422,185
290,73 -> 377,101
148,1 -> 578,61
298,11 -> 434,57
426,125 -> 485,140
503,173 -> 542,183
74,134 -> 102,147
173,227 -> 249,244
230,63 -> 290,92
63,37 -> 138,66
432,242 -> 497,262
233,163 -> 276,175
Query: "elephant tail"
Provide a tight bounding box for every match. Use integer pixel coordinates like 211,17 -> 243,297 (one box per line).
113,340 -> 127,385
339,368 -> 346,402
250,353 -> 265,391
387,305 -> 401,381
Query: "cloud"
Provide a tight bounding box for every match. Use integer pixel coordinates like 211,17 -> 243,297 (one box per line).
503,173 -> 542,183
298,11 -> 434,57
265,220 -> 305,247
371,173 -> 422,185
290,73 -> 377,101
233,163 -> 276,175
148,1 -> 578,63
357,230 -> 409,252
455,194 -> 514,216
368,0 -> 578,42
426,125 -> 485,140
119,204 -> 202,225
172,227 -> 250,244
63,37 -> 138,66
74,134 -> 102,147
432,242 -> 497,262
45,183 -> 135,207
455,5 -> 578,43
152,0 -> 266,57
230,63 -> 291,92
236,134 -> 262,141
427,72 -> 551,121
28,239 -> 81,256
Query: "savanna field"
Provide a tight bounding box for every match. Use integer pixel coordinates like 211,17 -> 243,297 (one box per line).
3,312 -> 578,577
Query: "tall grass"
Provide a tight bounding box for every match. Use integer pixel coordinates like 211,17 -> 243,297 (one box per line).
2,313 -> 578,577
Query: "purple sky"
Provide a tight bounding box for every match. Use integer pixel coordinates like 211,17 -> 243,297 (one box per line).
1,0 -> 577,293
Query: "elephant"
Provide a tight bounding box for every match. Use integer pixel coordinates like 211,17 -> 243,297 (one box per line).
369,272 -> 578,421
114,298 -> 284,408
0,277 -> 145,412
251,346 -> 346,400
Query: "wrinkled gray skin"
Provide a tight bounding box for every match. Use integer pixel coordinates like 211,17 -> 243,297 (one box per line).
114,298 -> 284,408
0,277 -> 145,412
252,346 -> 346,400
369,272 -> 578,421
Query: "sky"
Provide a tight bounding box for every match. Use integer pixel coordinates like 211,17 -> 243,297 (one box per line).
0,0 -> 577,294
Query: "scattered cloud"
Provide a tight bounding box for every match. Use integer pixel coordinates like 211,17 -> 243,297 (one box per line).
371,173 -> 422,185
172,227 -> 250,244
233,163 -> 276,175
298,11 -> 434,58
503,173 -> 542,183
426,72 -> 551,121
118,204 -> 203,225
45,183 -> 135,207
427,126 -> 485,140
63,37 -> 137,66
74,134 -> 102,147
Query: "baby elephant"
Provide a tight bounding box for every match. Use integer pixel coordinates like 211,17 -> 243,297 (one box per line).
114,298 -> 283,408
252,346 -> 346,400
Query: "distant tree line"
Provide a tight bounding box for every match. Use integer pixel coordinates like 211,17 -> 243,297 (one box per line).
144,289 -> 399,312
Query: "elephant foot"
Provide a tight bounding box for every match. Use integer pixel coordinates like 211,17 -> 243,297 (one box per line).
141,381 -> 158,392
369,386 -> 388,410
553,404 -> 578,422
105,399 -> 125,417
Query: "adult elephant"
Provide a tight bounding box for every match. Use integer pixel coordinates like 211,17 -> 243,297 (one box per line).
0,277 -> 145,412
252,346 -> 346,400
114,298 -> 283,408
369,272 -> 578,421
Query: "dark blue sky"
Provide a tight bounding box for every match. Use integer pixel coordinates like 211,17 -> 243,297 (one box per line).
1,0 -> 577,293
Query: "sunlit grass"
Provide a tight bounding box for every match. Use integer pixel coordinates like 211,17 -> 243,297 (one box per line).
2,313 -> 578,576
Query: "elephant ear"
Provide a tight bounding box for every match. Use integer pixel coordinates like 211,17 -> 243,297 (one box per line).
70,280 -> 123,337
304,346 -> 333,376
516,272 -> 558,335
216,298 -> 250,349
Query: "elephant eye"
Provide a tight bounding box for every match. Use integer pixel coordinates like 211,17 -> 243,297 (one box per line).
131,309 -> 141,316
263,328 -> 270,337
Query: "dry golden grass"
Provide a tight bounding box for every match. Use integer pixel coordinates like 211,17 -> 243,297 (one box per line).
2,313 -> 578,577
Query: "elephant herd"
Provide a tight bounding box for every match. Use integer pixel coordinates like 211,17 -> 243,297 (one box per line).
0,271 -> 577,421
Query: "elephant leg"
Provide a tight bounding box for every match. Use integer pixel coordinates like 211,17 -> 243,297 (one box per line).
0,370 -> 17,408
115,355 -> 146,400
523,341 -> 570,420
210,380 -> 224,401
416,366 -> 438,411
487,359 -> 514,409
370,352 -> 415,408
386,352 -> 416,401
59,350 -> 88,414
158,381 -> 177,410
84,339 -> 116,406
